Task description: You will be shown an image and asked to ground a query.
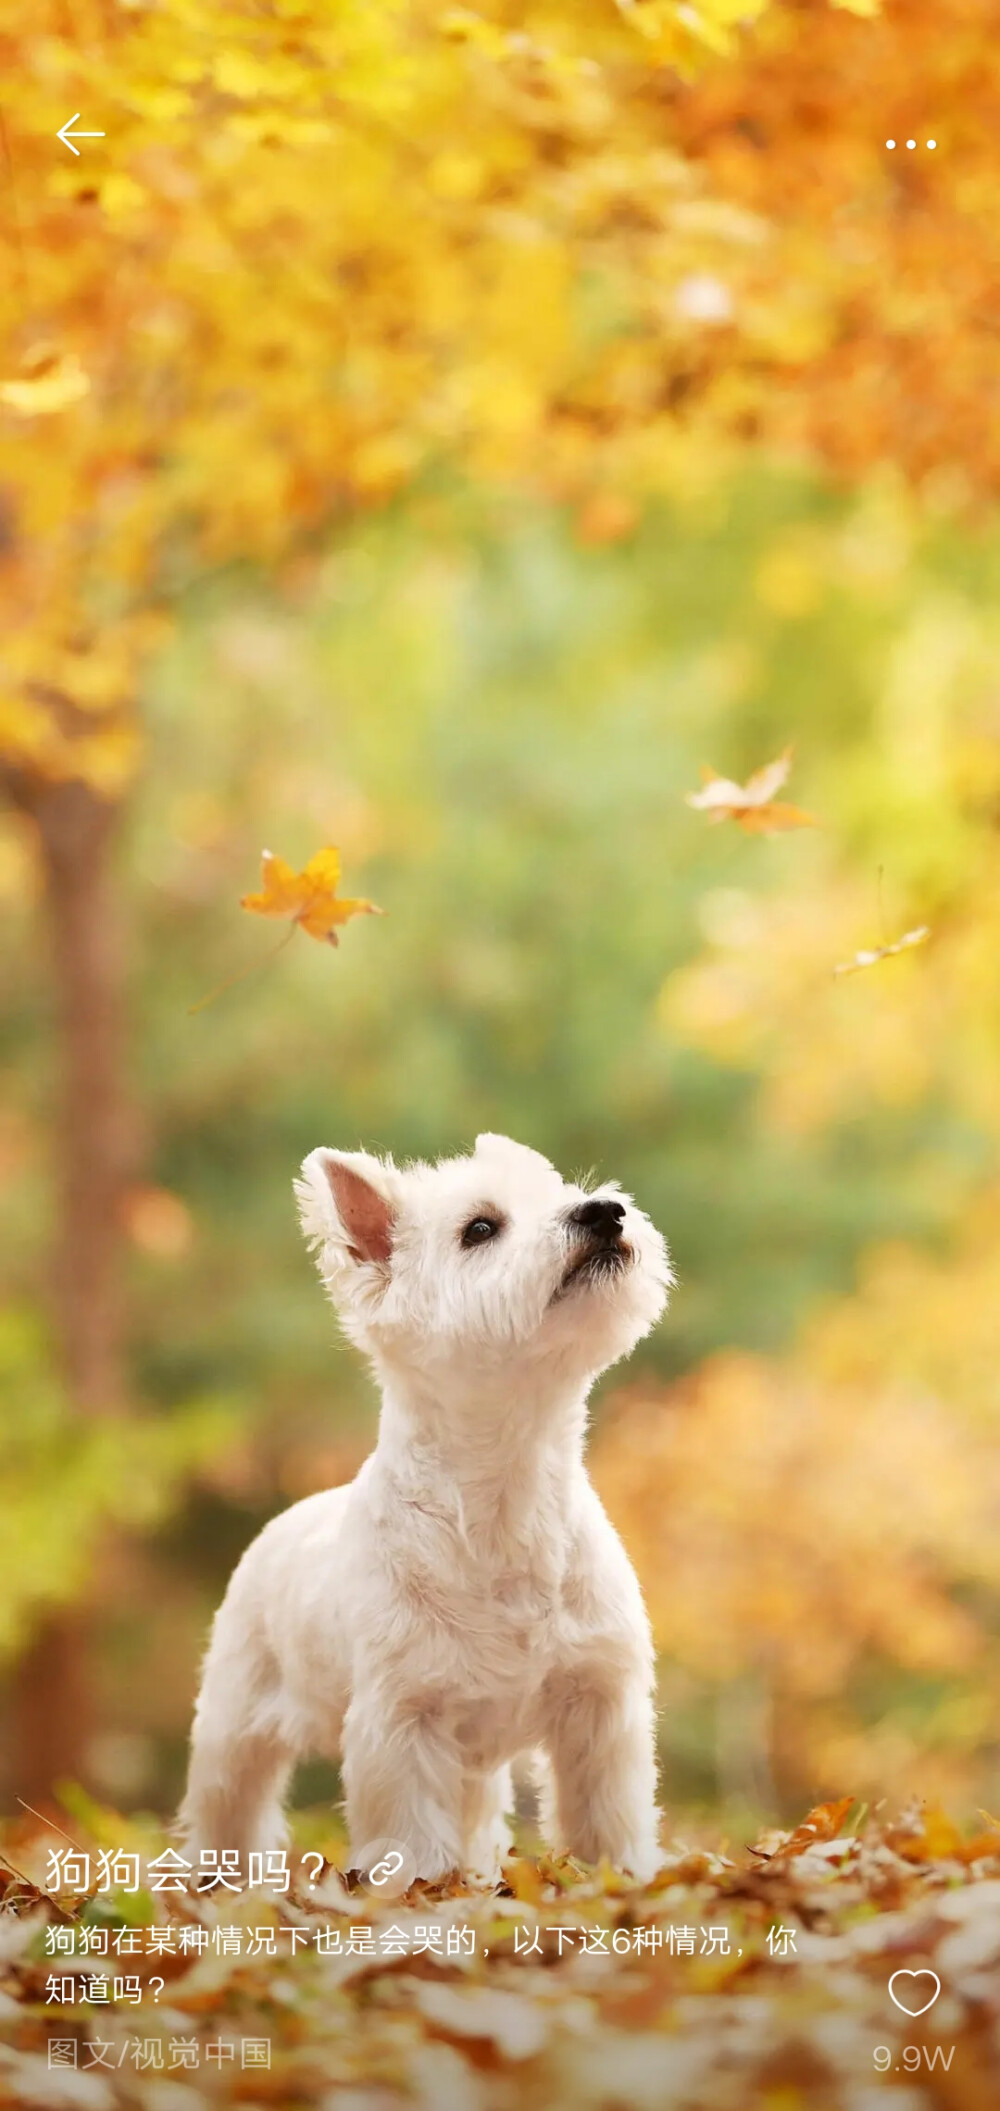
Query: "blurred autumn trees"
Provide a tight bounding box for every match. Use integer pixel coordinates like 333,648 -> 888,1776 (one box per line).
5,476 -> 1000,1814
7,0 -> 1000,789
2,0 -> 1000,1810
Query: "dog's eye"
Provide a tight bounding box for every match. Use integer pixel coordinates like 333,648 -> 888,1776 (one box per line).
461,1216 -> 503,1248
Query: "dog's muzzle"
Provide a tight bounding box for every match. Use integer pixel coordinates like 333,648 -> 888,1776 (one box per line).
556,1197 -> 633,1295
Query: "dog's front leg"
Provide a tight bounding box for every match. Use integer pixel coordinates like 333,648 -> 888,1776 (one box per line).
543,1670 -> 662,1884
463,1765 -> 514,1885
342,1693 -> 462,1883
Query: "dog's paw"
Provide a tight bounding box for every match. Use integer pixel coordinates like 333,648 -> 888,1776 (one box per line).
621,1839 -> 665,1886
464,1827 -> 513,1890
464,1855 -> 506,1889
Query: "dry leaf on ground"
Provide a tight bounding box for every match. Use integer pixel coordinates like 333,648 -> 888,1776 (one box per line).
4,1802 -> 1000,2108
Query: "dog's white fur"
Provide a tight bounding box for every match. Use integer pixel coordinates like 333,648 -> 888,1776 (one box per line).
178,1133 -> 672,1883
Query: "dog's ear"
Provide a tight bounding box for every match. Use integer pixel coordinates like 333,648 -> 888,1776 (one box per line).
475,1133 -> 555,1175
295,1148 -> 396,1267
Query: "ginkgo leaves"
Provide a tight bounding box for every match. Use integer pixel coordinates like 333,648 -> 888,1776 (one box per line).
241,847 -> 383,945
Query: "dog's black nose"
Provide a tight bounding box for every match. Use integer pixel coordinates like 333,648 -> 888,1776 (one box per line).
567,1197 -> 626,1238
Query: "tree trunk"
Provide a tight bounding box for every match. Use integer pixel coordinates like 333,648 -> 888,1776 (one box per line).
6,774 -> 134,1801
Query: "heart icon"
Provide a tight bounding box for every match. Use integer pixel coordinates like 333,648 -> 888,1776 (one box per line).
888,1969 -> 941,2017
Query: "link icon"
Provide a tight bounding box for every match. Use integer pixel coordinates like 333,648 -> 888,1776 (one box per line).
349,1839 -> 417,1897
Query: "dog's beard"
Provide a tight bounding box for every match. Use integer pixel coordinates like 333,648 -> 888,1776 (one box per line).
554,1240 -> 633,1299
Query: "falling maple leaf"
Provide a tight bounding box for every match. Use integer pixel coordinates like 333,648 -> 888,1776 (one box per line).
686,748 -> 817,833
241,846 -> 383,945
833,925 -> 930,976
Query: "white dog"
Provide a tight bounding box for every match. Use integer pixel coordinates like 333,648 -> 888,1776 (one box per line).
178,1133 -> 672,1884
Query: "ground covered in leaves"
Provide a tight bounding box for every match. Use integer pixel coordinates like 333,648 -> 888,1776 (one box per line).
3,1800 -> 1000,2109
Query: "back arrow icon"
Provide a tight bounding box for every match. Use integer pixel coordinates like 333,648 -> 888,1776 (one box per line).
58,114 -> 105,156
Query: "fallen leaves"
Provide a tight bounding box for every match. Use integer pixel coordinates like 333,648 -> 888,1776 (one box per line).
889,1806 -> 1000,1867
686,749 -> 817,834
755,1796 -> 856,1865
4,1801 -> 1000,2108
412,1979 -> 549,2061
240,846 -> 383,945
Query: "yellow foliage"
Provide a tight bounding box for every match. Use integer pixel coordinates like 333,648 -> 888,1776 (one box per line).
593,1186 -> 1000,1797
0,347 -> 90,417
2,0 -> 898,794
594,1350 -> 993,1697
13,0 -> 996,793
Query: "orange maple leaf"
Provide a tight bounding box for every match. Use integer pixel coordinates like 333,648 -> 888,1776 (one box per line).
766,1797 -> 856,1864
686,748 -> 817,833
241,847 -> 383,945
